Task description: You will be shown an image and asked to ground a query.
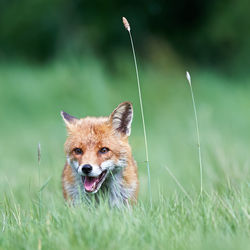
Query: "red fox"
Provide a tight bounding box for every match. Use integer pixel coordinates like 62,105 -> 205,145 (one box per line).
61,102 -> 139,207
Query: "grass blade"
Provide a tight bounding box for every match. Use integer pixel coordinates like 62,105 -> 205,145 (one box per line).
39,176 -> 52,192
164,166 -> 193,204
186,71 -> 203,196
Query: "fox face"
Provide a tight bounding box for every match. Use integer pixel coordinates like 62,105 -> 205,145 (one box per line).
61,102 -> 135,196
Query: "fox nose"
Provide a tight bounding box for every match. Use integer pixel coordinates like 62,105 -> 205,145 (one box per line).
81,164 -> 92,175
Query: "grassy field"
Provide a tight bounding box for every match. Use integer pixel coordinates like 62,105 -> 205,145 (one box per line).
0,57 -> 249,249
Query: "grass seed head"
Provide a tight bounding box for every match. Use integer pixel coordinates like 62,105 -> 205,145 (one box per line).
38,142 -> 41,165
186,71 -> 191,86
122,17 -> 130,32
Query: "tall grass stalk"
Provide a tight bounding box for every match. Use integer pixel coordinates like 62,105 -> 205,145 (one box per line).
37,142 -> 42,218
122,17 -> 152,208
186,71 -> 203,196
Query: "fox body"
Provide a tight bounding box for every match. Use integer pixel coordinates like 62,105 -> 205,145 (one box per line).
61,102 -> 139,207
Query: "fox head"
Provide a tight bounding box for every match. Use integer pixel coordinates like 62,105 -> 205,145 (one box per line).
61,102 -> 133,194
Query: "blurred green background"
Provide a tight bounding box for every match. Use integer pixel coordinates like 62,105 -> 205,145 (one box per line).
0,1 -> 249,249
0,0 -> 249,193
1,0 -> 250,74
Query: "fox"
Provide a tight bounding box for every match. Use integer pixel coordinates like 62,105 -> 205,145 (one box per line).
61,102 -> 139,207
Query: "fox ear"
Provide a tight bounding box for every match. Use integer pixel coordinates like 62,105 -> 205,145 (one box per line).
61,111 -> 78,127
110,102 -> 133,136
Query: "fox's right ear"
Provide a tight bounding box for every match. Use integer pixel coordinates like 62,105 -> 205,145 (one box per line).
110,102 -> 133,136
61,111 -> 79,128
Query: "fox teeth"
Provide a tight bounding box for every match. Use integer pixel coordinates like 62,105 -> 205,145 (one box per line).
92,182 -> 96,190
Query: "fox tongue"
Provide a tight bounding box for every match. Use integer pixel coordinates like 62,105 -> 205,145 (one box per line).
84,176 -> 98,192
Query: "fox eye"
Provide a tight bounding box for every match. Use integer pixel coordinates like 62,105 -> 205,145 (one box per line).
99,147 -> 110,154
73,148 -> 83,155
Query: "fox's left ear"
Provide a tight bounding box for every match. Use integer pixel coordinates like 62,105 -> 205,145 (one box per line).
61,111 -> 79,128
110,102 -> 133,136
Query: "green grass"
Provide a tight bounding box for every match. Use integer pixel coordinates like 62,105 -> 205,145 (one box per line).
0,57 -> 249,249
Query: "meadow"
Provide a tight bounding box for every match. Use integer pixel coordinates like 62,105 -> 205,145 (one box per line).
0,55 -> 249,249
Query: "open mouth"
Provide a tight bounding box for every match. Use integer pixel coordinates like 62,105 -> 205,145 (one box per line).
82,170 -> 108,193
